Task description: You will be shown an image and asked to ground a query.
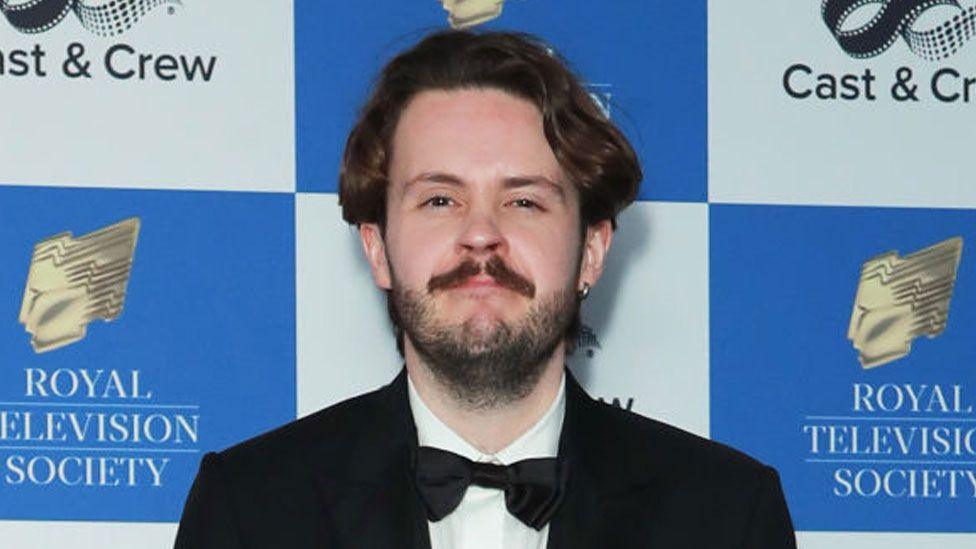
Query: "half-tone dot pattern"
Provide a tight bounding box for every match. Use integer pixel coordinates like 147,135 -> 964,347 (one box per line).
822,0 -> 976,60
0,0 -> 179,36
74,0 -> 180,37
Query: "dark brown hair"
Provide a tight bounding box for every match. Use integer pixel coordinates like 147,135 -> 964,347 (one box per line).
338,29 -> 643,354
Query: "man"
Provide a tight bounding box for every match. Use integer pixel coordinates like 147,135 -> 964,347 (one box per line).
174,30 -> 796,548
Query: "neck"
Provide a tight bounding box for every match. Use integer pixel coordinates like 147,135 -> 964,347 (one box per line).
405,344 -> 566,456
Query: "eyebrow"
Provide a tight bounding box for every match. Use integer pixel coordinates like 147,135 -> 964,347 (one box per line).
403,171 -> 566,201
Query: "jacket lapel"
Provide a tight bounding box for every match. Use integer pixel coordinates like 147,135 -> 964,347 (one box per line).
312,370 -> 432,549
547,370 -> 660,549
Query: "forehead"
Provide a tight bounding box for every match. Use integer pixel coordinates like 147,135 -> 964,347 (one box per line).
389,88 -> 563,188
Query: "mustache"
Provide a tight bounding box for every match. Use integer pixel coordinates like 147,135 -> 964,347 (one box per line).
427,256 -> 536,298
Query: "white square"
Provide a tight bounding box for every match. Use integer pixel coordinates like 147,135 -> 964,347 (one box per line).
709,1 -> 976,209
567,202 -> 710,437
796,531 -> 976,549
0,1 -> 294,192
296,193 -> 402,416
0,520 -> 177,549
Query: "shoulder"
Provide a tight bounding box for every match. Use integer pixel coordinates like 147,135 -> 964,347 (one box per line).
210,381 -> 392,477
573,397 -> 796,545
577,396 -> 775,486
175,383 -> 402,546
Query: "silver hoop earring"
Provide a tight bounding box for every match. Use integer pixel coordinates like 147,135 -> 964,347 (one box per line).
578,282 -> 591,300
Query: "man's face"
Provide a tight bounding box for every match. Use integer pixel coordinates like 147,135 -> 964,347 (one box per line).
360,88 -> 609,406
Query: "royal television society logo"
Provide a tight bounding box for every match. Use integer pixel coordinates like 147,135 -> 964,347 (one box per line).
4,215 -> 202,502
1,0 -> 179,36
18,217 -> 139,353
784,2 -> 976,102
438,0 -> 504,29
847,237 -> 963,369
799,235 -> 973,510
822,0 -> 976,60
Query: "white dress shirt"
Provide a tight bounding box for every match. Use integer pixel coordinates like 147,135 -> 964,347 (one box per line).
407,372 -> 566,549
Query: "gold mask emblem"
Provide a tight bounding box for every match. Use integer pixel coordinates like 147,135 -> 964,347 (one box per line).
438,0 -> 504,29
19,218 -> 140,353
847,237 -> 963,369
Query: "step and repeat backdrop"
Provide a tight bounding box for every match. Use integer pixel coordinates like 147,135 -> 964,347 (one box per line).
0,0 -> 973,547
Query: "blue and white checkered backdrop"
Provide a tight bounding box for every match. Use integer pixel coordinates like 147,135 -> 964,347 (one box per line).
2,1 -> 974,547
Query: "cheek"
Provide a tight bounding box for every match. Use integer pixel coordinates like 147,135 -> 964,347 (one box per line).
386,224 -> 455,287
509,228 -> 581,288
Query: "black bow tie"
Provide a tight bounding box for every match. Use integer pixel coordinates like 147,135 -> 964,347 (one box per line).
412,445 -> 569,530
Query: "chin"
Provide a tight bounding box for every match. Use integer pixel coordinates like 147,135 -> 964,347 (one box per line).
460,314 -> 507,337
442,293 -> 519,316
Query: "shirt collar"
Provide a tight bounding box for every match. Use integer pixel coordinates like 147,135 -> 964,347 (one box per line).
407,370 -> 566,465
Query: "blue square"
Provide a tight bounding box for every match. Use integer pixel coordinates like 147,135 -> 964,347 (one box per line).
710,204 -> 976,532
295,0 -> 706,202
0,186 -> 296,522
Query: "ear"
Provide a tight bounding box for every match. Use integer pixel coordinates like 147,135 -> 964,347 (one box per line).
578,219 -> 613,291
359,223 -> 392,290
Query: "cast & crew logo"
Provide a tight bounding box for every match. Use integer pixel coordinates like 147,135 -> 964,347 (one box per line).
847,237 -> 963,369
438,0 -> 504,29
822,0 -> 976,60
19,217 -> 140,353
1,0 -> 179,36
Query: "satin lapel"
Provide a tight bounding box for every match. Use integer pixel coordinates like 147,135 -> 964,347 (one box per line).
546,369 -> 659,549
312,370 -> 432,549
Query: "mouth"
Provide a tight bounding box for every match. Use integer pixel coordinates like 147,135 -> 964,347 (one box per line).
453,275 -> 504,290
442,274 -> 512,303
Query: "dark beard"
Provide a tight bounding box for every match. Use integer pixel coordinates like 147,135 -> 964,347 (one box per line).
392,284 -> 577,410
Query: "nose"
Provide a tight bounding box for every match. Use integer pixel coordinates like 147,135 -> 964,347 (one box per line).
456,206 -> 505,257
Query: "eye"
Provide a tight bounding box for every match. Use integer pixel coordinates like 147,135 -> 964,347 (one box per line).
422,195 -> 454,208
511,197 -> 541,210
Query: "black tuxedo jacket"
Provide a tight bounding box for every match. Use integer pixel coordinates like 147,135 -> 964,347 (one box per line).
174,369 -> 796,548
